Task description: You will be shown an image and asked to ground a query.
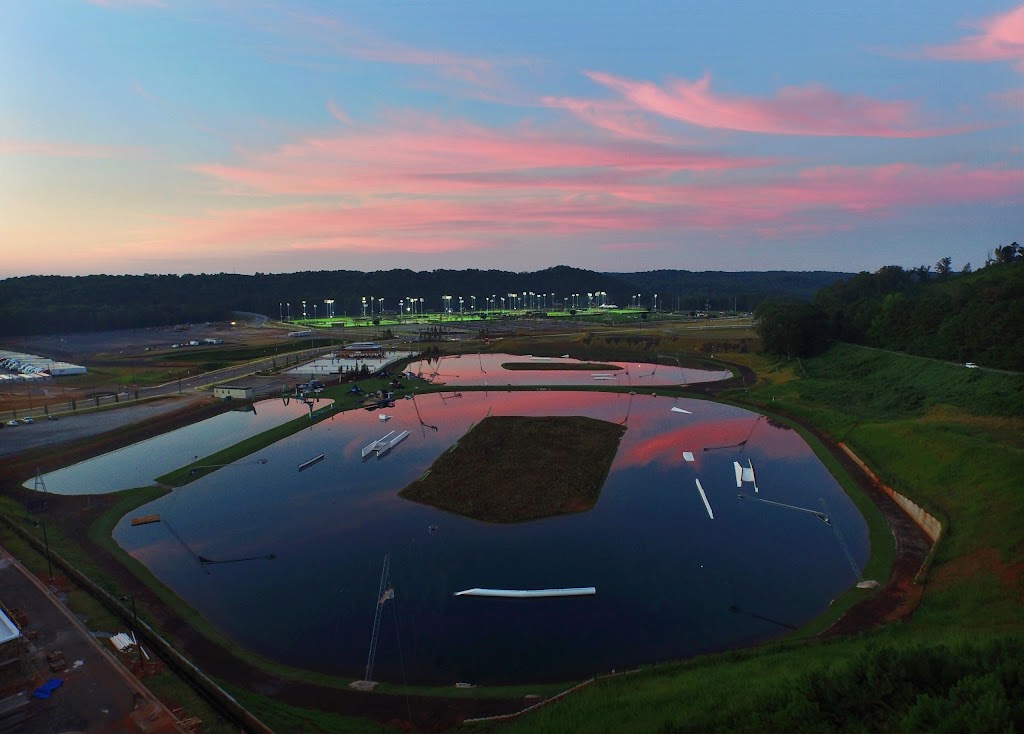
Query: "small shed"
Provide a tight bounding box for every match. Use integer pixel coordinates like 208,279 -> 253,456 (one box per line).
213,384 -> 254,400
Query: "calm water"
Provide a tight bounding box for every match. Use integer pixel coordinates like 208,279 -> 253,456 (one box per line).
113,390 -> 868,684
407,352 -> 732,387
32,399 -> 325,494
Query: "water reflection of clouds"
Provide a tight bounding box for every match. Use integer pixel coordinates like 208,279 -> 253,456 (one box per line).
30,399 -> 323,495
406,353 -> 731,387
112,387 -> 868,684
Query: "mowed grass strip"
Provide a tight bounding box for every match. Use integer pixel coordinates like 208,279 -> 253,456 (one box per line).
500,361 -> 622,371
399,416 -> 625,523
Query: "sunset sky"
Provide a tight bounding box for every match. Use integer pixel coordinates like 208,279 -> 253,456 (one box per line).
2,1 -> 1021,277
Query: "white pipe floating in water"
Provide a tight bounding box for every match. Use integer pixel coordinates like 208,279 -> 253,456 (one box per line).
453,587 -> 596,598
695,478 -> 714,519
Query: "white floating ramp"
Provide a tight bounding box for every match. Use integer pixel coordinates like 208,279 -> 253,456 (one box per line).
695,479 -> 714,519
454,587 -> 596,598
671,406 -> 692,414
362,431 -> 395,458
733,459 -> 758,492
683,451 -> 695,462
376,430 -> 409,457
362,430 -> 409,458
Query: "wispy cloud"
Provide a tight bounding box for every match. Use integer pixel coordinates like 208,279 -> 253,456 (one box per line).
190,114 -> 772,197
584,71 -> 969,138
146,153 -> 1023,259
921,4 -> 1024,70
541,96 -> 675,143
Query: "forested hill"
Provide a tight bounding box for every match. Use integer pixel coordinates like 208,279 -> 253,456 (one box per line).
756,246 -> 1022,369
607,270 -> 848,307
814,256 -> 1024,370
0,267 -> 849,337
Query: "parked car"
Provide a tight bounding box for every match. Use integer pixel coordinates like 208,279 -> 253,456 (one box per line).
21,416 -> 34,424
47,414 -> 58,421
5,420 -> 18,427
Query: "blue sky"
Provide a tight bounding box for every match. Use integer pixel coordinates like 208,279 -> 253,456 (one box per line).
1,0 -> 1021,276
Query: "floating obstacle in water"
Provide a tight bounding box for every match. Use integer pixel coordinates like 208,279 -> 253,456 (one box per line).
131,514 -> 161,526
671,406 -> 693,414
695,479 -> 714,519
592,373 -> 615,380
361,430 -> 410,458
683,451 -> 695,462
298,453 -> 325,472
734,459 -> 758,492
454,587 -> 596,598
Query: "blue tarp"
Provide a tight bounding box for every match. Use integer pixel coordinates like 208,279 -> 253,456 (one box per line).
32,678 -> 63,699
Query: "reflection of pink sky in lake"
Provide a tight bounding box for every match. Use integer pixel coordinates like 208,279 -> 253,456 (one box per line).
114,389 -> 869,684
406,353 -> 730,386
397,391 -> 810,468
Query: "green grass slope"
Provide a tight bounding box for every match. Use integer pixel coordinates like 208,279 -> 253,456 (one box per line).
496,343 -> 1024,733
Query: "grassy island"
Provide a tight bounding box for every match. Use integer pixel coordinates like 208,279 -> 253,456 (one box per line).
399,415 -> 625,523
501,361 -> 622,371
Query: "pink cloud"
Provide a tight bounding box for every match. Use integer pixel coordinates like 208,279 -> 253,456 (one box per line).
137,160 -> 1023,260
923,4 -> 1024,70
191,117 -> 772,197
586,71 -> 968,138
541,96 -> 674,143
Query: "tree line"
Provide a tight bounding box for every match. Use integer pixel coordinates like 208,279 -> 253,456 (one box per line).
756,243 -> 1023,369
0,267 -> 849,337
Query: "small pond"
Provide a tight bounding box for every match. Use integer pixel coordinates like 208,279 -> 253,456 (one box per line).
406,352 -> 731,387
30,399 -> 326,494
112,389 -> 868,685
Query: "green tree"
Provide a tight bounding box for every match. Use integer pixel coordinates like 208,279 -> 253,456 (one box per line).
755,299 -> 830,358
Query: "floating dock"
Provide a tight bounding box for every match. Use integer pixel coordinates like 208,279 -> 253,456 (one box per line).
671,406 -> 692,414
454,587 -> 596,598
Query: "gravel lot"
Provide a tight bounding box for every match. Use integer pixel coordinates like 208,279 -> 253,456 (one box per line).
0,396 -> 201,459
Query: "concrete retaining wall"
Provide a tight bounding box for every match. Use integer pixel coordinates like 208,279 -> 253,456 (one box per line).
838,443 -> 943,543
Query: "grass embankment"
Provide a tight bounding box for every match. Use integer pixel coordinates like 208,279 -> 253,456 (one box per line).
400,416 -> 625,523
495,342 -> 1024,732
